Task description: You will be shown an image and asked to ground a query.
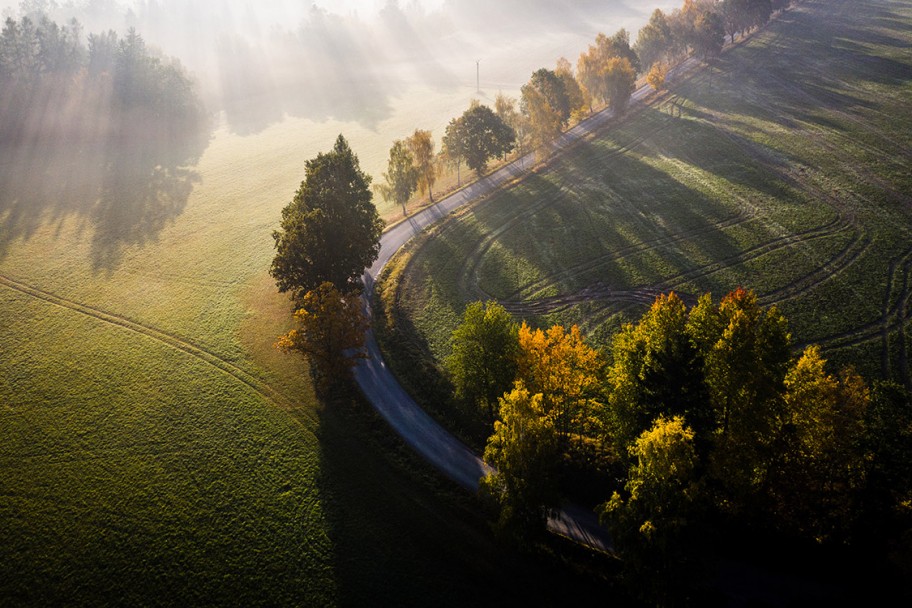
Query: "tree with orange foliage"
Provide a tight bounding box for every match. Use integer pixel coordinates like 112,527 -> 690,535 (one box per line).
275,281 -> 368,389
646,61 -> 669,93
516,322 -> 603,448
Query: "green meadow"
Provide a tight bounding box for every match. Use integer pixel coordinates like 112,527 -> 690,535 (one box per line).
0,67 -> 616,608
2,0 -> 911,604
380,0 -> 912,445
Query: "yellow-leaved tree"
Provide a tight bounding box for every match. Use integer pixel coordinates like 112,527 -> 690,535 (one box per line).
480,383 -> 560,541
275,281 -> 368,389
516,323 -> 603,449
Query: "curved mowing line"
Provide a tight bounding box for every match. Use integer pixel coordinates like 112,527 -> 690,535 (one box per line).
0,273 -> 310,426
763,233 -> 871,305
485,214 -> 851,311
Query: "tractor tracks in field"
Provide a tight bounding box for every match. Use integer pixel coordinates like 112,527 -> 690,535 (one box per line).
0,273 -> 309,425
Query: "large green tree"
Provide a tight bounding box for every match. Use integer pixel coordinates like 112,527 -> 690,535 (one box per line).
270,134 -> 384,302
521,68 -> 571,128
456,102 -> 515,176
688,288 -> 791,512
607,293 -> 711,454
446,301 -> 519,420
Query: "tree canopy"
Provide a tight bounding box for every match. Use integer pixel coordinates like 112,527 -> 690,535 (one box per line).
577,31 -> 638,114
517,322 -> 603,448
481,383 -> 560,540
270,134 -> 384,302
444,102 -> 515,177
275,281 -> 369,389
446,301 -> 519,420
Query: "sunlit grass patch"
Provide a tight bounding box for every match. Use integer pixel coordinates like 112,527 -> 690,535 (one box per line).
384,0 -> 912,392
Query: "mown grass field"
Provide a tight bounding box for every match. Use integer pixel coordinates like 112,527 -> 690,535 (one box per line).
384,0 -> 912,441
0,52 -> 621,608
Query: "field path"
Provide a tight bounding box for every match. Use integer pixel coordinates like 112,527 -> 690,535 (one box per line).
0,273 -> 307,421
351,63 -> 699,553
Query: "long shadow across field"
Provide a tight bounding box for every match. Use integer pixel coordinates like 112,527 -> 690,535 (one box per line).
0,116 -> 210,272
313,387 -> 631,607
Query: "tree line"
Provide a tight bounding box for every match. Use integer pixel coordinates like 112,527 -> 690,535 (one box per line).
375,0 -> 795,214
447,291 -> 910,600
0,11 -> 206,149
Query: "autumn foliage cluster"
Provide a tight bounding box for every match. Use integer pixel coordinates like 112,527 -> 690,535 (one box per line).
450,290 -> 911,567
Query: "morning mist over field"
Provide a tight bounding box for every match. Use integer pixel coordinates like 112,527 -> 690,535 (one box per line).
1,0 -> 676,135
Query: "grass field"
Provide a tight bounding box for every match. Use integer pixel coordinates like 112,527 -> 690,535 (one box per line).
377,0 -> 912,448
0,32 -> 626,608
1,0 -> 909,604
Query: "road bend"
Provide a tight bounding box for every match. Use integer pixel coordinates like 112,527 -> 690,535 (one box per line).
352,62 -> 698,553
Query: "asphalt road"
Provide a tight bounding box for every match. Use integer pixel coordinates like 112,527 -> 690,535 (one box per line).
352,60 -> 698,552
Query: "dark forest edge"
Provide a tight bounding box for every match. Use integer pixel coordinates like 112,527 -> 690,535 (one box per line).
0,12 -> 208,150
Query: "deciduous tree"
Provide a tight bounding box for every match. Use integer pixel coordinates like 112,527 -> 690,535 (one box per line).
270,134 -> 384,302
441,114 -> 468,186
522,68 -> 570,126
555,57 -> 587,119
481,383 -> 560,540
495,92 -> 530,162
603,56 -> 637,115
275,281 -> 369,388
768,346 -> 870,541
446,301 -> 519,420
377,138 -> 418,215
406,128 -> 436,202
577,32 -> 638,115
601,415 -> 702,604
688,288 -> 791,511
607,293 -> 710,454
517,323 -> 603,448
646,61 -> 669,92
453,102 -> 515,176
635,9 -> 672,71
692,9 -> 725,61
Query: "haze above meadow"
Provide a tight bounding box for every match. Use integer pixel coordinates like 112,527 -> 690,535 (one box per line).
1,0 -> 677,194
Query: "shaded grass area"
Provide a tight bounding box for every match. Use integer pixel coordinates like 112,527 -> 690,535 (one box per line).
385,0 -> 912,407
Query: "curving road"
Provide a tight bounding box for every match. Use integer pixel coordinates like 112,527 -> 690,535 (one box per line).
353,59 -> 698,553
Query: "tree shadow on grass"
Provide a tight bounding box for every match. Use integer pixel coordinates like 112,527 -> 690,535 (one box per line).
314,384 -> 633,607
0,110 -> 210,272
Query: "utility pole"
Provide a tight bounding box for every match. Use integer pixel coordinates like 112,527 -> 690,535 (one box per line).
476,59 -> 480,94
